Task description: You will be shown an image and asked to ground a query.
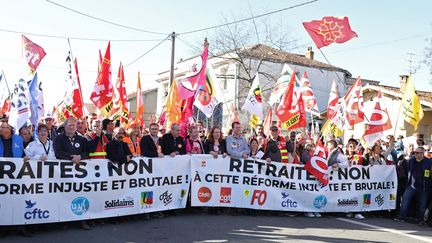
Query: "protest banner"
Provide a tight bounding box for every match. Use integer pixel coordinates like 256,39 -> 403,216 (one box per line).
190,155 -> 397,212
0,156 -> 190,225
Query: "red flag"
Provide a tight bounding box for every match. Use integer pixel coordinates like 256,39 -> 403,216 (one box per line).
276,68 -> 307,130
135,72 -> 144,127
263,107 -> 273,136
343,77 -> 364,126
363,91 -> 392,146
327,80 -> 339,119
72,58 -> 84,118
90,42 -> 113,117
276,69 -> 296,122
22,35 -> 46,71
300,71 -> 320,116
158,108 -> 166,126
304,141 -> 329,186
303,16 -> 358,49
112,63 -> 129,125
177,44 -> 209,100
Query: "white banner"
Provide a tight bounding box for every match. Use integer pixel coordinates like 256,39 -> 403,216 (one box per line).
0,156 -> 191,225
191,156 -> 397,212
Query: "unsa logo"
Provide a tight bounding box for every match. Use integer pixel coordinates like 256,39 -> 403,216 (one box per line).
198,187 -> 212,203
313,195 -> 327,209
71,197 -> 90,216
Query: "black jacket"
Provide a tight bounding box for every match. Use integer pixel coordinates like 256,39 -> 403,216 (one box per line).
106,139 -> 132,164
203,139 -> 227,154
140,135 -> 159,158
159,133 -> 185,155
54,133 -> 91,160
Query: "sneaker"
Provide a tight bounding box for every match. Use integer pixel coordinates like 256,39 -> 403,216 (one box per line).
314,212 -> 322,218
417,221 -> 426,226
80,221 -> 91,230
305,212 -> 315,218
354,214 -> 365,219
393,217 -> 405,222
346,213 -> 353,218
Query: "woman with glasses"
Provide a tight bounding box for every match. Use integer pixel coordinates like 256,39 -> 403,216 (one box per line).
24,123 -> 56,161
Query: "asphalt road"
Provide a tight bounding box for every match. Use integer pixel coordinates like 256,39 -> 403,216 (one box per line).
2,211 -> 432,243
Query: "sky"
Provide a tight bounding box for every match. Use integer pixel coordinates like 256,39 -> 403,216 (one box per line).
0,0 -> 431,112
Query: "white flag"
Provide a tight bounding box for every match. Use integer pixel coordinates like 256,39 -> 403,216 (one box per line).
269,64 -> 297,106
9,78 -> 31,133
242,74 -> 263,119
194,67 -> 220,118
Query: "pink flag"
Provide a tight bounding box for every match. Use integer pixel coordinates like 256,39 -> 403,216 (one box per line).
177,45 -> 208,100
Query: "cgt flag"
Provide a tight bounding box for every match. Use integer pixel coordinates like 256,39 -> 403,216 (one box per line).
242,74 -> 263,119
303,16 -> 358,49
90,42 -> 113,117
300,71 -> 320,116
304,140 -> 329,186
22,35 -> 46,72
269,64 -> 297,106
400,76 -> 424,130
363,91 -> 392,147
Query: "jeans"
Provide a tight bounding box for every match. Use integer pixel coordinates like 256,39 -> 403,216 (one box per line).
399,186 -> 429,221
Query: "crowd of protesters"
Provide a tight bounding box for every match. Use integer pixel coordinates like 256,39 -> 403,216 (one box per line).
0,114 -> 431,237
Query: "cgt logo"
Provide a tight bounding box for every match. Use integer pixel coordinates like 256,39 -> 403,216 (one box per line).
198,187 -> 212,203
375,194 -> 384,207
141,191 -> 153,208
363,194 -> 371,206
313,195 -> 327,209
281,192 -> 297,208
251,190 -> 267,206
71,197 -> 90,216
24,200 -> 49,220
219,187 -> 232,203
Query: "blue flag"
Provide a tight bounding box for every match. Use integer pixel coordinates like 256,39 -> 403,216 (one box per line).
28,73 -> 40,132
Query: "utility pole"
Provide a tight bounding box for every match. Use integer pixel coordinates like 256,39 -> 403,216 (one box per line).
407,52 -> 417,76
169,32 -> 176,86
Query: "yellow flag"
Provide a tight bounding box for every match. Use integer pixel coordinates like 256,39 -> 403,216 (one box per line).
321,119 -> 343,138
400,76 -> 424,131
249,114 -> 259,129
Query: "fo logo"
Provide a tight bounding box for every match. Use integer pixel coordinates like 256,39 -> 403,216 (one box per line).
219,187 -> 232,203
71,197 -> 90,216
251,190 -> 267,206
363,194 -> 371,206
313,195 -> 327,209
198,187 -> 212,203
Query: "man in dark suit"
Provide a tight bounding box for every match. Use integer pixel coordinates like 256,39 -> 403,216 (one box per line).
140,123 -> 164,158
159,123 -> 185,157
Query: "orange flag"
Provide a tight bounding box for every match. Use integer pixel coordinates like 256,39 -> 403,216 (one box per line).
165,80 -> 182,128
135,72 -> 144,127
90,42 -> 113,117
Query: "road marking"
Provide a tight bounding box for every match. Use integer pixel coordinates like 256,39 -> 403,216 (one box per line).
336,217 -> 432,243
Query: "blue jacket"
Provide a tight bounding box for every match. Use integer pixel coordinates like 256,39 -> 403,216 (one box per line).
407,157 -> 432,191
0,135 -> 24,158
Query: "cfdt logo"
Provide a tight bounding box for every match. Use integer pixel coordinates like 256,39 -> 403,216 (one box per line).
251,190 -> 267,206
24,200 -> 49,219
71,197 -> 90,216
281,192 -> 297,208
219,187 -> 232,203
313,195 -> 327,209
198,187 -> 212,203
363,194 -> 371,206
141,191 -> 154,208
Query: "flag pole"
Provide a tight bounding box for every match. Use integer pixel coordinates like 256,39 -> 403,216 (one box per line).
393,80 -> 409,135
318,48 -> 348,91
